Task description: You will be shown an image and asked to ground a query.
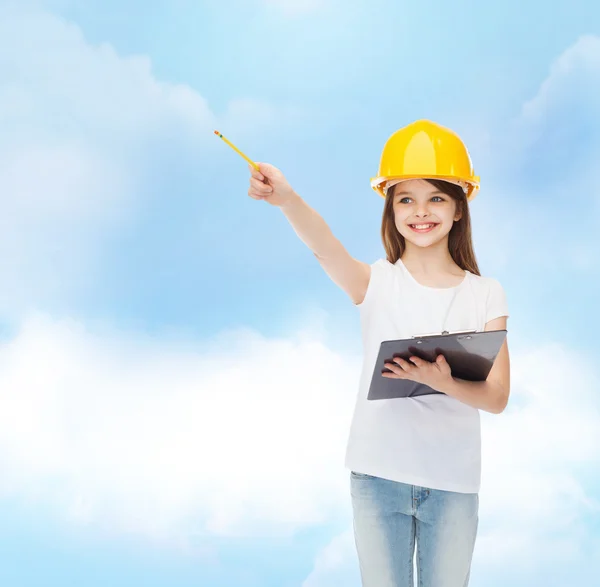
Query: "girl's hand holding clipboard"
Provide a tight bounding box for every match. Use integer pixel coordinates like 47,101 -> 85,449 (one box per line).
382,354 -> 454,393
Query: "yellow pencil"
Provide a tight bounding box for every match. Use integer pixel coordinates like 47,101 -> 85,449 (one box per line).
214,130 -> 260,171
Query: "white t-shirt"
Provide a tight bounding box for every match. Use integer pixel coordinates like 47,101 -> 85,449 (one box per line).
344,258 -> 509,494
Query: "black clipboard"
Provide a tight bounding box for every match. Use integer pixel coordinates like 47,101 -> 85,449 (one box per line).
367,330 -> 507,400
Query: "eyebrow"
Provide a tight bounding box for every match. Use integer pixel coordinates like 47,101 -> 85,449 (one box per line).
394,190 -> 445,197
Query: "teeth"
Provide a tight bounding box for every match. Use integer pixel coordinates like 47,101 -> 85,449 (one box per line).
411,224 -> 436,229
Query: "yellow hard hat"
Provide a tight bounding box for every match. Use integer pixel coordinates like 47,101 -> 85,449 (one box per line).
370,119 -> 480,201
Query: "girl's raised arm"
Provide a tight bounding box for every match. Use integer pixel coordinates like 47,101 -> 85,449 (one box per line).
248,162 -> 371,305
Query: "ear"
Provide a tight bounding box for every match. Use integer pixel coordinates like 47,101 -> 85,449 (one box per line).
453,202 -> 463,222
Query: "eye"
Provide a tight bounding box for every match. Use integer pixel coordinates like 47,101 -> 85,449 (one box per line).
397,196 -> 445,204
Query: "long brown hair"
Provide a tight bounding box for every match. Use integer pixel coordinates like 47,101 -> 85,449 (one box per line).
381,179 -> 481,276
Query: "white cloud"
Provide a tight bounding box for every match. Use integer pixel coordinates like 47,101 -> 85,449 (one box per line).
0,312 -> 359,545
0,5 -> 216,316
0,5 -> 349,547
2,309 -> 599,583
519,35 -> 600,130
476,342 -> 600,568
301,530 -> 359,587
506,33 -> 600,190
0,7 -> 213,137
484,34 -> 600,275
0,4 -> 320,317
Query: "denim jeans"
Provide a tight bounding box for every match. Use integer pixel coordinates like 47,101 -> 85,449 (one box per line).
350,472 -> 478,587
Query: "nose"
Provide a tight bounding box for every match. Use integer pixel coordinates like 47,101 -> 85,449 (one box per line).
415,202 -> 430,217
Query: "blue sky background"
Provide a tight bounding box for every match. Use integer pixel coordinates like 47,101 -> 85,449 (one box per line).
0,0 -> 599,585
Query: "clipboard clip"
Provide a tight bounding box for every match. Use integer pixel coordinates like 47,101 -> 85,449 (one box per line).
411,329 -> 477,339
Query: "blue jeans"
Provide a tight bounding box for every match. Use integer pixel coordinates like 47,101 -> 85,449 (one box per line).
350,472 -> 478,587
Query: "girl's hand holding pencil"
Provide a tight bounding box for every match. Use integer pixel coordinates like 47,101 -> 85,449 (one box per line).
247,162 -> 297,208
213,130 -> 297,208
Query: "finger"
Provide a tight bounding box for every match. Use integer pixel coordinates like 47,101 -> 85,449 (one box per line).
381,372 -> 403,379
248,190 -> 266,200
384,362 -> 406,376
434,354 -> 448,366
248,164 -> 265,182
408,356 -> 426,367
393,357 -> 412,370
436,354 -> 451,372
382,366 -> 405,378
250,177 -> 272,193
249,175 -> 270,189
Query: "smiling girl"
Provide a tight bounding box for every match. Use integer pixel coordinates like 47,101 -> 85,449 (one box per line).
247,119 -> 510,587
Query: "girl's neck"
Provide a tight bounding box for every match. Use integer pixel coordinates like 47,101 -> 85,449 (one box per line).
400,241 -> 462,276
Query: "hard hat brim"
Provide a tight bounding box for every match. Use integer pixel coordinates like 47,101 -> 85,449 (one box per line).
370,175 -> 480,202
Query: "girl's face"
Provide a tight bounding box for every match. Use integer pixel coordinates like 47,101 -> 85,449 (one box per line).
391,179 -> 462,248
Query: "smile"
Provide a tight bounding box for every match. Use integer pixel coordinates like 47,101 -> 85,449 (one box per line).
408,223 -> 439,233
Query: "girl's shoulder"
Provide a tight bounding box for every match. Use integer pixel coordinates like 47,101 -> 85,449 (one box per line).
365,257 -> 397,276
468,271 -> 505,290
468,273 -> 509,310
471,273 -> 509,320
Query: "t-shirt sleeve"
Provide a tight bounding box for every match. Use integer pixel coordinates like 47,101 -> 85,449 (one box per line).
485,278 -> 509,323
355,258 -> 389,310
